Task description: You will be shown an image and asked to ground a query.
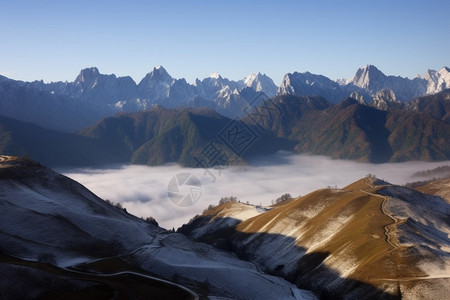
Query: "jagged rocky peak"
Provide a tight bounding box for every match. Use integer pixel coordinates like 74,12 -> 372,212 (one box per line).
277,71 -> 323,92
138,66 -> 173,88
244,72 -> 272,84
209,71 -> 222,79
75,67 -> 102,86
135,66 -> 175,101
335,78 -> 347,85
371,89 -> 400,110
73,67 -> 136,91
349,91 -> 367,104
425,66 -> 450,94
243,72 -> 278,97
277,71 -> 348,103
77,67 -> 100,79
146,65 -> 173,82
373,88 -> 399,103
277,73 -> 295,95
348,64 -> 386,89
347,65 -> 430,101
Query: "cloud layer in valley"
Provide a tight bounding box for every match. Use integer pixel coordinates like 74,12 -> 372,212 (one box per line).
61,152 -> 449,230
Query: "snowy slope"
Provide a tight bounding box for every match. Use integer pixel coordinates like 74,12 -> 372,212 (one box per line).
278,65 -> 450,104
132,233 -> 316,300
346,65 -> 427,101
0,158 -> 315,299
277,71 -> 349,103
424,67 -> 450,94
179,202 -> 268,239
182,177 -> 450,299
379,186 -> 450,275
243,72 -> 278,97
0,161 -> 158,264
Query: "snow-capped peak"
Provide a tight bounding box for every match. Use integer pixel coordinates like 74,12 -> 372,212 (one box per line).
243,72 -> 277,97
209,72 -> 221,79
347,64 -> 385,88
75,67 -> 100,83
425,66 -> 450,94
243,73 -> 259,85
151,65 -> 169,74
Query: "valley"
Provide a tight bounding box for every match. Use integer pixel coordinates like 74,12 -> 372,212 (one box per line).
62,153 -> 450,229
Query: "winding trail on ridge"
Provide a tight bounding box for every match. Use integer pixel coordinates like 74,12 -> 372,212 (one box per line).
2,252 -> 199,300
359,178 -> 439,284
361,178 -> 405,250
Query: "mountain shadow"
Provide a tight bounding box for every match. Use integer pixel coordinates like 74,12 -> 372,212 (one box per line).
0,115 -> 129,167
0,252 -> 195,300
179,179 -> 450,299
179,216 -> 400,300
351,104 -> 393,163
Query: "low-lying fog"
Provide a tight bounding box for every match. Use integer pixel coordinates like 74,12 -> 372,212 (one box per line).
61,152 -> 449,230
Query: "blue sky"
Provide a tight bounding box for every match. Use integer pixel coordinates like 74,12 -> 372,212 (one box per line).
1,0 -> 449,84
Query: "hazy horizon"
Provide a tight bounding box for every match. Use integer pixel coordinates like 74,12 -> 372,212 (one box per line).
61,152 -> 450,230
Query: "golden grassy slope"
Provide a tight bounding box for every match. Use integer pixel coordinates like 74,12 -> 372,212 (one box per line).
235,178 -> 427,286
415,178 -> 450,203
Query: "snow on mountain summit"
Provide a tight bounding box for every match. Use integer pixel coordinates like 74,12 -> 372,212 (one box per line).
243,72 -> 278,97
209,71 -> 221,79
425,66 -> 450,94
1,64 -> 449,132
347,64 -> 385,89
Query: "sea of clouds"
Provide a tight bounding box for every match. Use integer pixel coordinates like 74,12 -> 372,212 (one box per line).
61,152 -> 449,230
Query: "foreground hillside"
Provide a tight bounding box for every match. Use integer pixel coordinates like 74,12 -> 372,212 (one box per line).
0,156 -> 313,299
180,177 -> 450,299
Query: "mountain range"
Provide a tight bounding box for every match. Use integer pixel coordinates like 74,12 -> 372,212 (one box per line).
1,90 -> 449,167
0,66 -> 277,131
1,65 -> 449,132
